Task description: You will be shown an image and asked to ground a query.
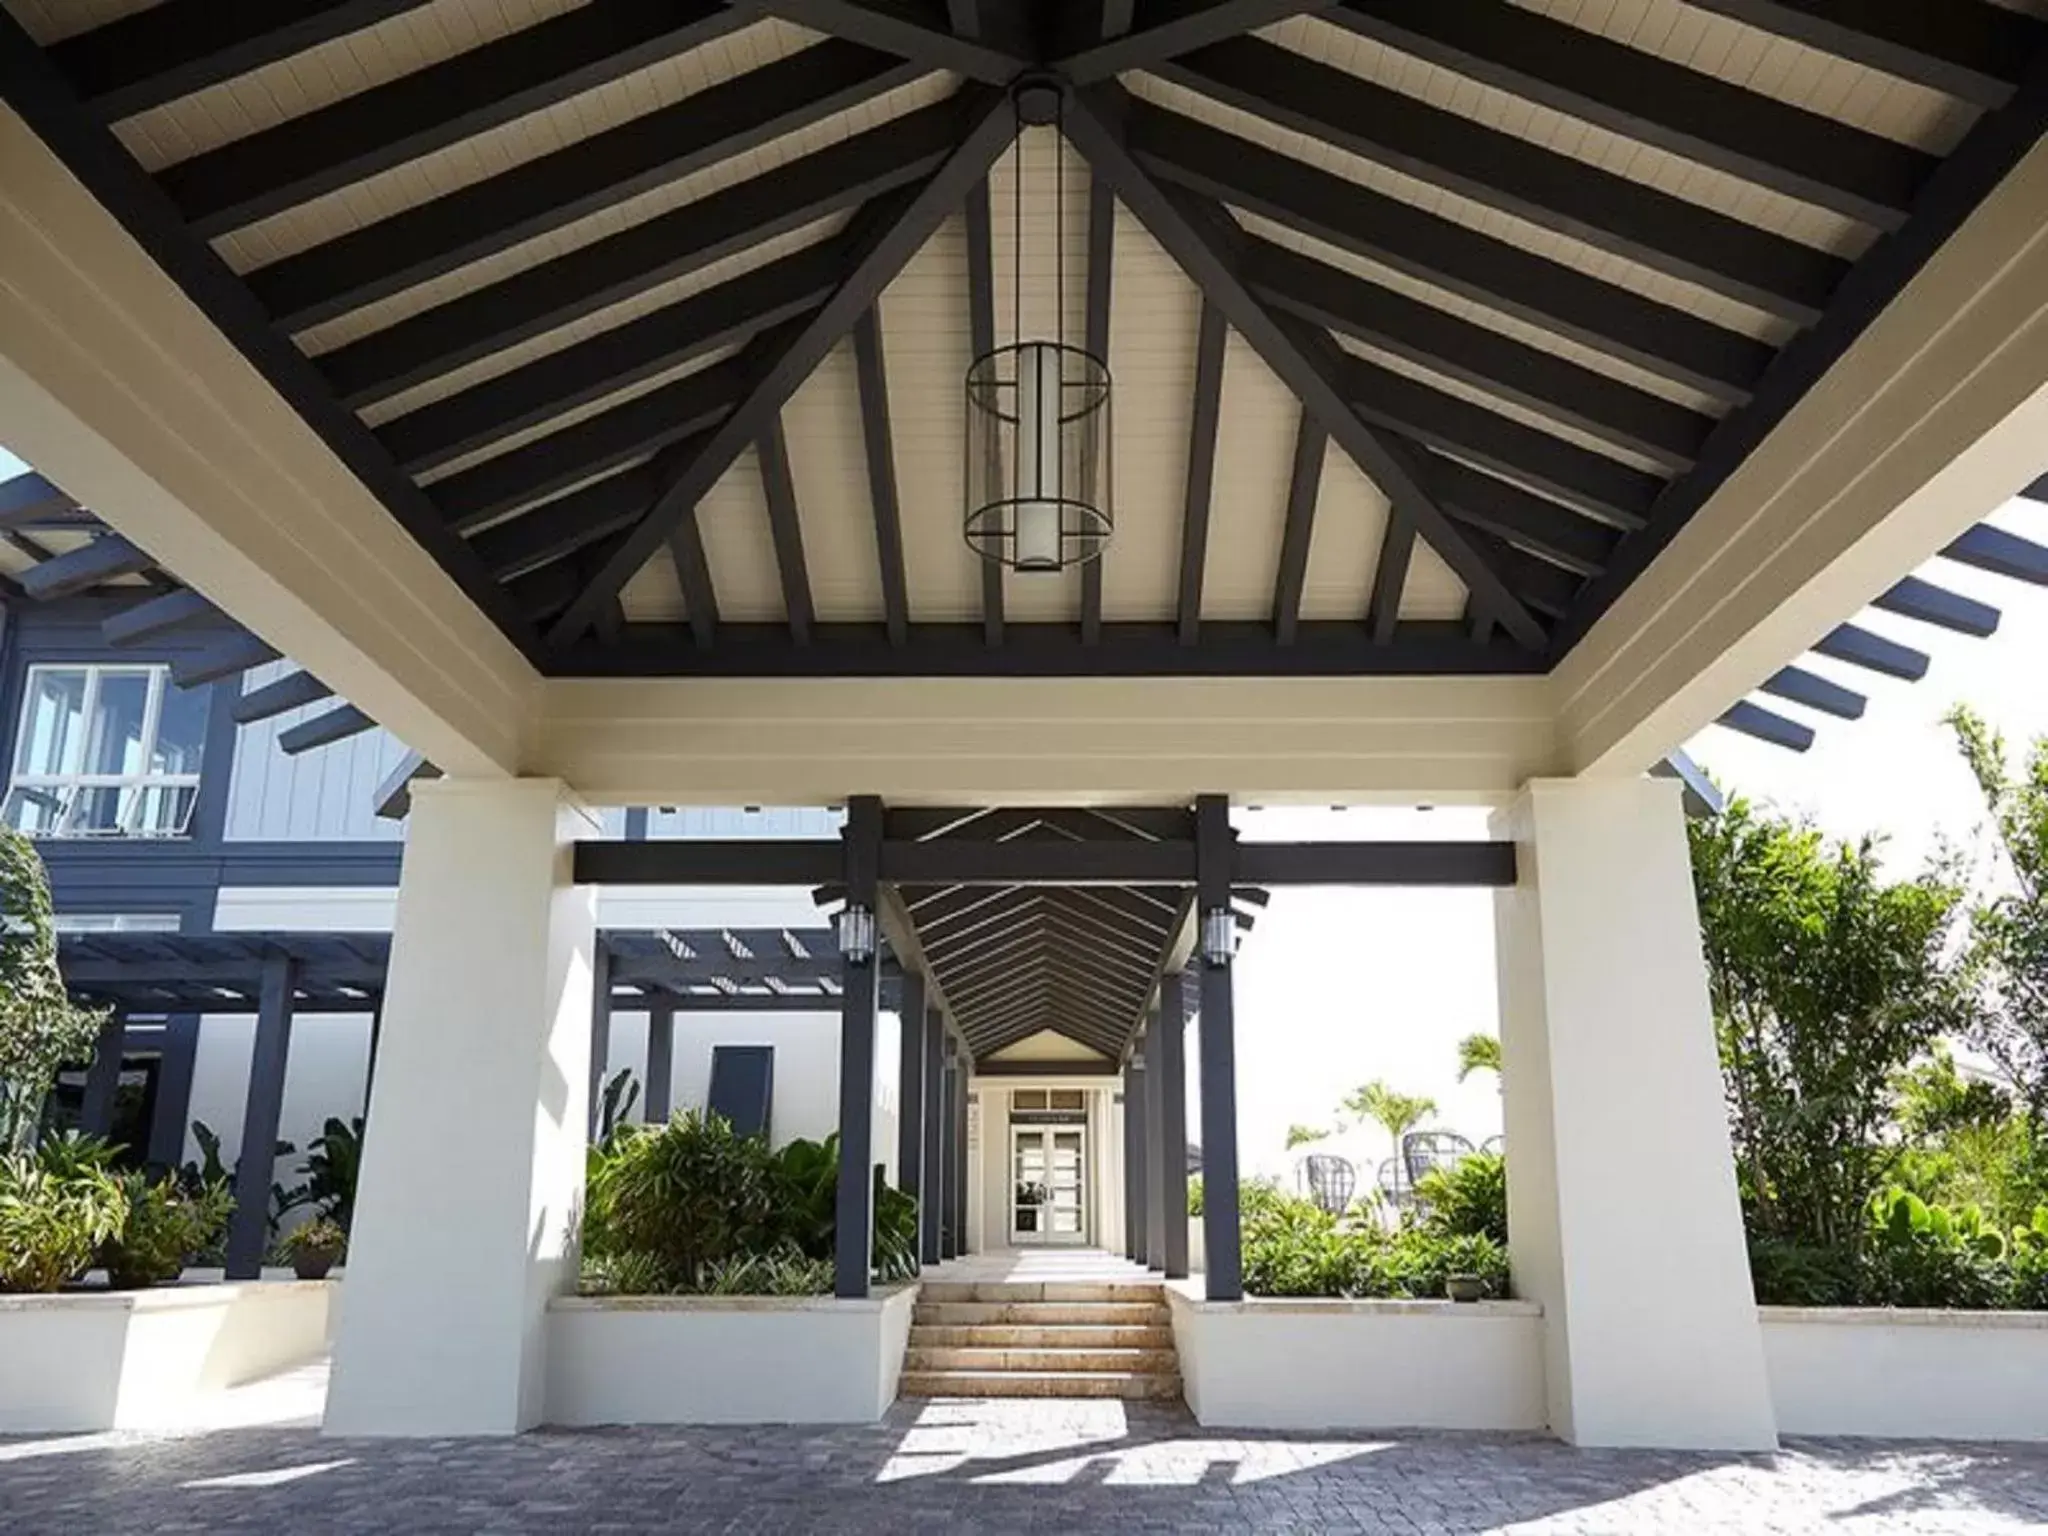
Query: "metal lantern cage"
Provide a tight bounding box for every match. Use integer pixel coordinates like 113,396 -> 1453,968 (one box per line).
963,341 -> 1113,571
962,76 -> 1113,574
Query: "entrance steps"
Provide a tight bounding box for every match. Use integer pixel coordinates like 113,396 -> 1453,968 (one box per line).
899,1280 -> 1182,1401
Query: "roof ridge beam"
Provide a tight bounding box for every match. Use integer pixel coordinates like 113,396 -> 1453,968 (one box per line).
1065,86 -> 1547,648
1127,102 -> 1771,404
161,2 -> 751,237
1154,36 -> 1850,323
544,86 -> 1016,644
246,39 -> 920,329
1321,0 -> 1934,228
315,98 -> 961,407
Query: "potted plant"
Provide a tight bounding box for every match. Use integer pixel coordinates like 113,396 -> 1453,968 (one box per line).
282,1216 -> 346,1280
1444,1272 -> 1488,1303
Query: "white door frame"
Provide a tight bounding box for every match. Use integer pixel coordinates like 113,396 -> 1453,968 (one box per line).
1009,1122 -> 1088,1245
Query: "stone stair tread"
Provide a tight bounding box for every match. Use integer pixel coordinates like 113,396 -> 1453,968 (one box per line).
906,1347 -> 1179,1371
899,1369 -> 1183,1400
908,1325 -> 1173,1349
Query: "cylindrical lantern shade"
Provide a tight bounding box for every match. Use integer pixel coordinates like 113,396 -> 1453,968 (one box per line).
964,340 -> 1111,572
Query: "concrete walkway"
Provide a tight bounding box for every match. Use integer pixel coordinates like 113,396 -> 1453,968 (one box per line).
3,1372 -> 2046,1533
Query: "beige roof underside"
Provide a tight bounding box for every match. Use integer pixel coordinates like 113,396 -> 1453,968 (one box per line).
8,0 -> 2019,632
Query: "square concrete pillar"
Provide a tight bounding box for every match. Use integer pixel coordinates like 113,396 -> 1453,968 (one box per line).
325,779 -> 599,1437
1492,778 -> 1776,1451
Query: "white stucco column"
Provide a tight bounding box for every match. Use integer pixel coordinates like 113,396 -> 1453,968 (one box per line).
1492,777 -> 1776,1451
325,779 -> 599,1437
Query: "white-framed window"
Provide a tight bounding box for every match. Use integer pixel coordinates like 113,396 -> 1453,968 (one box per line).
2,664 -> 208,838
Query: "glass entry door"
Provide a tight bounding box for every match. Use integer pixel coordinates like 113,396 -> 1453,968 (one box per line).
1010,1125 -> 1087,1244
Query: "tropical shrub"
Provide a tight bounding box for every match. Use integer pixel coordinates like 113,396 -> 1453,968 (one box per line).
302,1116 -> 364,1231
1859,1188 -> 2007,1310
1416,1151 -> 1507,1245
0,1133 -> 127,1291
100,1172 -> 233,1288
581,1110 -> 921,1294
0,828 -> 108,1153
1235,1181 -> 1511,1301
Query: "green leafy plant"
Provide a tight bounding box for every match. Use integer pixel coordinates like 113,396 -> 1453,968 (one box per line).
0,1132 -> 127,1292
1235,1179 -> 1511,1300
1415,1151 -> 1507,1245
1456,1033 -> 1502,1083
302,1116 -> 364,1231
598,1068 -> 641,1144
1862,1187 -> 2007,1309
283,1215 -> 347,1256
1284,1123 -> 1330,1150
695,1247 -> 834,1297
0,828 -> 110,1153
1342,1080 -> 1437,1148
100,1173 -> 233,1288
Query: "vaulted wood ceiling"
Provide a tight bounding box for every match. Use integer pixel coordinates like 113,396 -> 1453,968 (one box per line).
4,0 -> 2047,730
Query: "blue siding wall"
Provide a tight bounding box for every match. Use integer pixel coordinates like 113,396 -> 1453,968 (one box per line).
225,661 -> 406,842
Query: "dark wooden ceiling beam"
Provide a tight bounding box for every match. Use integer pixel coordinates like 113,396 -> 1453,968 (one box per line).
1547,63 -> 2048,660
378,241 -> 840,476
316,100 -> 960,408
47,0 -> 431,121
553,617 -> 1548,676
1058,1 -> 1336,84
1080,175 -> 1114,645
1248,240 -> 1713,473
278,704 -> 377,755
1322,0 -> 1933,229
1683,0 -> 2042,110
468,464 -> 660,582
428,355 -> 747,533
1460,527 -> 1583,618
1127,105 -> 1770,407
1065,88 -> 1546,648
232,669 -> 334,725
964,173 -> 1006,646
1944,523 -> 2048,586
1761,665 -> 1865,720
852,308 -> 911,646
756,418 -> 817,646
246,41 -> 919,329
1271,414 -> 1325,644
1425,453 -> 1619,578
1154,37 -> 1849,323
102,588 -> 221,647
543,88 -> 1015,645
1364,510 -> 1413,644
1812,622 -> 1928,681
160,2 -> 752,237
19,535 -> 154,600
752,0 -> 1029,82
1342,356 -> 1664,529
173,632 -> 280,689
1872,575 -> 2001,637
1718,699 -> 1814,753
1176,301 -> 1228,645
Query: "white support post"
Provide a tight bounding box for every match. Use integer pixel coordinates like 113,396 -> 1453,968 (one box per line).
325,779 -> 600,1437
1492,777 -> 1776,1451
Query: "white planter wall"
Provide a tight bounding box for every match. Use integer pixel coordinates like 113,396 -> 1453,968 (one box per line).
0,1281 -> 332,1433
1168,1286 -> 1546,1432
1762,1308 -> 2048,1441
544,1286 -> 919,1425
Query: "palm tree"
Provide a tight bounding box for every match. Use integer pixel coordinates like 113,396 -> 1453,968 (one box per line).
1456,1033 -> 1502,1083
1342,1080 -> 1437,1148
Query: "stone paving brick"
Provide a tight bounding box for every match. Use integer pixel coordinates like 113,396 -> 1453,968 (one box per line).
2,1399 -> 2046,1533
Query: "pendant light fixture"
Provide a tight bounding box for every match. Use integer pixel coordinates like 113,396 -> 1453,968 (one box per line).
963,77 -> 1113,573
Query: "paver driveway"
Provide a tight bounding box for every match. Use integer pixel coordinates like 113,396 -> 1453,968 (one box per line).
4,1396 -> 2046,1533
